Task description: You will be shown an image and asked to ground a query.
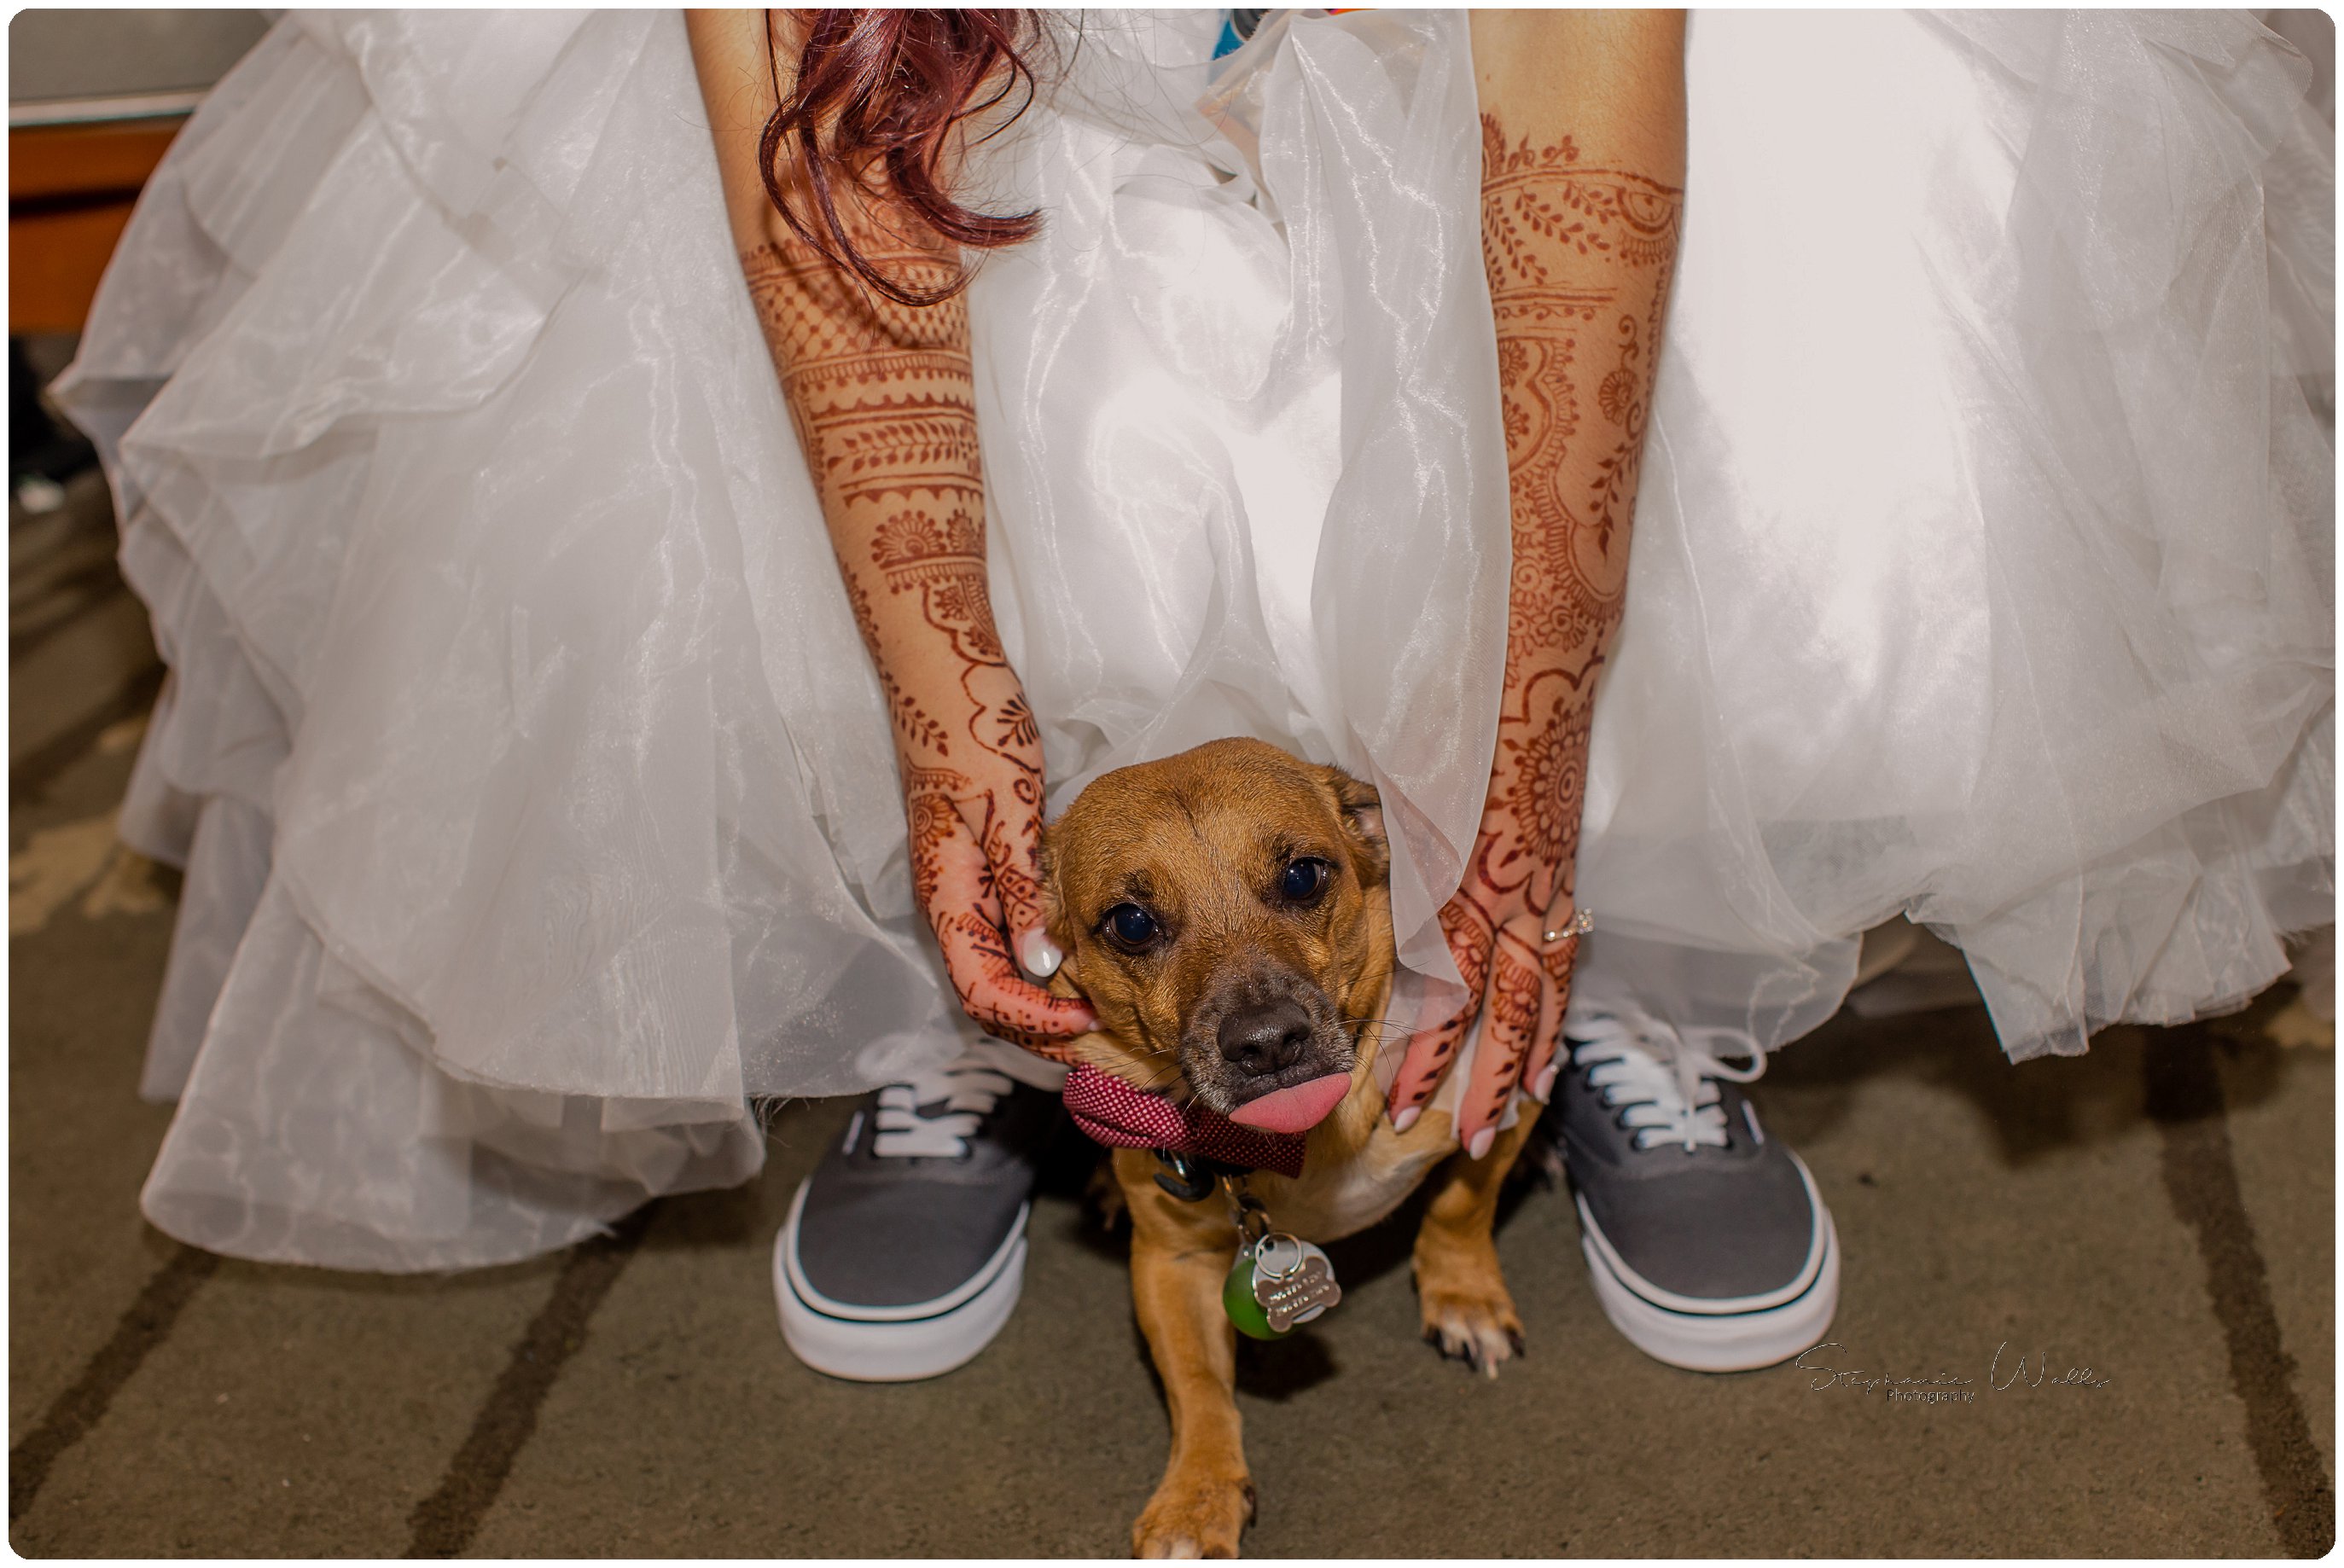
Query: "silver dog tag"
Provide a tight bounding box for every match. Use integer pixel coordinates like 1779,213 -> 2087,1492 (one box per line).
1252,1234 -> 1341,1333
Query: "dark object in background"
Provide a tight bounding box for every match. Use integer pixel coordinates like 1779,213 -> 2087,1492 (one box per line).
11,334 -> 94,507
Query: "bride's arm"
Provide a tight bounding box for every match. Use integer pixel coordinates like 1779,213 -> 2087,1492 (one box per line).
1391,11 -> 1688,1146
686,9 -> 1096,1051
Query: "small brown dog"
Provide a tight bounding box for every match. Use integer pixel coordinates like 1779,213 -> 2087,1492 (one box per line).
1041,737 -> 1540,1559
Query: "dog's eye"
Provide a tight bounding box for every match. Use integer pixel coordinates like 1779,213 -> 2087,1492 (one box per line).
1102,903 -> 1161,951
1279,857 -> 1333,904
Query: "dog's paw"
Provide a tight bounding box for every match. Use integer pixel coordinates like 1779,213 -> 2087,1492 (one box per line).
1417,1279 -> 1526,1379
1131,1473 -> 1254,1559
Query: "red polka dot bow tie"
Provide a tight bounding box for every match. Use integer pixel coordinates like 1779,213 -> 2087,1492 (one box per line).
1061,1062 -> 1307,1178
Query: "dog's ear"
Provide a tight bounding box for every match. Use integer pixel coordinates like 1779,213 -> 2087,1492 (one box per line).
1317,764 -> 1389,888
1036,819 -> 1073,950
1033,818 -> 1099,1002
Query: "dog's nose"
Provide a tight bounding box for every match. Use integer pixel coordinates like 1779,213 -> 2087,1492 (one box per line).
1217,999 -> 1313,1079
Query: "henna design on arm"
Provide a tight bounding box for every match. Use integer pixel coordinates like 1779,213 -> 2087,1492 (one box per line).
742,203 -> 1091,1051
1391,116 -> 1684,1136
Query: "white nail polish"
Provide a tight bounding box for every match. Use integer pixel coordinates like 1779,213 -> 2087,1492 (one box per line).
1532,1062 -> 1559,1103
1467,1125 -> 1496,1160
1392,1106 -> 1421,1134
1019,929 -> 1063,979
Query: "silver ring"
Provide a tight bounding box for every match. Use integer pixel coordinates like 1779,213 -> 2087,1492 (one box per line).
1541,907 -> 1594,945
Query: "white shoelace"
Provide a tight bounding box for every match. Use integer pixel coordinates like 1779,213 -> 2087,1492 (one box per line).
869,1037 -> 1052,1159
1569,1007 -> 1769,1153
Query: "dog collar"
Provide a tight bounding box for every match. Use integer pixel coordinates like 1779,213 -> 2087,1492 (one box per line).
1062,1063 -> 1307,1178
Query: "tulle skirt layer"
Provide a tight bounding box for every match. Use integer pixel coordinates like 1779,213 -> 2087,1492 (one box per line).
1574,10 -> 2334,1059
57,9 -> 2331,1269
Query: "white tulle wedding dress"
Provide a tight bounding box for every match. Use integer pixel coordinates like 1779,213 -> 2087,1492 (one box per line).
59,9 -> 2332,1270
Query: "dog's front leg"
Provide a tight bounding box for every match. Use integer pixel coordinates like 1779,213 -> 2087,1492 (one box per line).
1415,1106 -> 1541,1377
1116,1149 -> 1253,1559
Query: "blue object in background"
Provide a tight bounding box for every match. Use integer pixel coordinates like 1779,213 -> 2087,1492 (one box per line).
1214,9 -> 1269,60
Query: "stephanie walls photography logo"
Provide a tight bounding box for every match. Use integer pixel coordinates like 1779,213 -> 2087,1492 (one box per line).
1792,1342 -> 2114,1406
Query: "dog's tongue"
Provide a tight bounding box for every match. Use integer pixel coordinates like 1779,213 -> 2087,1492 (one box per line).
1226,1071 -> 1351,1134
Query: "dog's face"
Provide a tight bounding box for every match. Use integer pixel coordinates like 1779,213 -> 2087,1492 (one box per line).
1041,737 -> 1393,1118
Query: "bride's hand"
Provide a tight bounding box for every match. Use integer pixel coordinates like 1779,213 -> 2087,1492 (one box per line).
1384,704 -> 1585,1155
897,659 -> 1097,1058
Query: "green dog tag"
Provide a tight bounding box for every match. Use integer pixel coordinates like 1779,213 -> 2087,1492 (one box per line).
1224,1250 -> 1286,1340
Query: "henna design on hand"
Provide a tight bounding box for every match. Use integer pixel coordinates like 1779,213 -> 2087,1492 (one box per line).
1474,938 -> 1546,1133
1390,117 -> 1682,1138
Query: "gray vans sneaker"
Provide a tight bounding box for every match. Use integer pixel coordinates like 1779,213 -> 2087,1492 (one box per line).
1554,1003 -> 1838,1373
776,1035 -> 1067,1382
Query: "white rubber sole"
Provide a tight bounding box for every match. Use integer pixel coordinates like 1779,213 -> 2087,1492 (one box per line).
774,1182 -> 1029,1382
1577,1193 -> 1841,1373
